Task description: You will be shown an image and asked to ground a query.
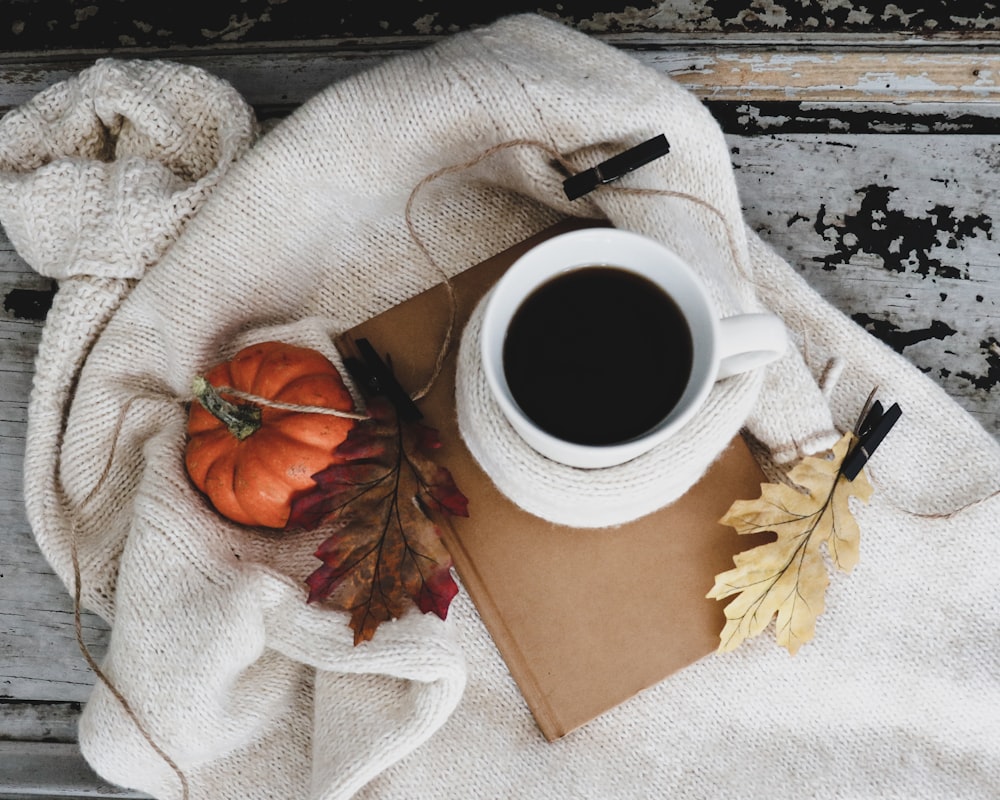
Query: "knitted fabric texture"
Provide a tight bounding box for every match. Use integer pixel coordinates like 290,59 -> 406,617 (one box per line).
5,14 -> 1000,800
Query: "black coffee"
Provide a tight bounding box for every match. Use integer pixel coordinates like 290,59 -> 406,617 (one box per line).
502,266 -> 693,446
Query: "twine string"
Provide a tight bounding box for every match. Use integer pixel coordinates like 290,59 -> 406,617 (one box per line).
209,385 -> 371,421
866,461 -> 1000,519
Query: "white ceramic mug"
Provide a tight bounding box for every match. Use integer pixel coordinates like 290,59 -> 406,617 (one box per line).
480,228 -> 787,469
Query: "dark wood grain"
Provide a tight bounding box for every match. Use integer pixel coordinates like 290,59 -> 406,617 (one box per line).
1,0 -> 997,53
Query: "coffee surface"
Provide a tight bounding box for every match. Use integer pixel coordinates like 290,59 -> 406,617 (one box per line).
502,266 -> 693,446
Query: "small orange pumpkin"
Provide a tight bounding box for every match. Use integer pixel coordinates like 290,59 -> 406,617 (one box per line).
185,341 -> 358,528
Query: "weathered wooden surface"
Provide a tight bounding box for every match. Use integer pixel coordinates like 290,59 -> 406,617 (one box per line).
732,134 -> 1000,435
0,742 -> 146,797
3,47 -> 1000,121
1,4 -> 998,795
1,0 -> 997,51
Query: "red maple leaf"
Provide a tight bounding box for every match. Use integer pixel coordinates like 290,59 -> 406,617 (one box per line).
289,396 -> 467,644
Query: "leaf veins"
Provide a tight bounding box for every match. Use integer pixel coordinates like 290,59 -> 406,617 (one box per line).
707,431 -> 873,655
289,396 -> 468,645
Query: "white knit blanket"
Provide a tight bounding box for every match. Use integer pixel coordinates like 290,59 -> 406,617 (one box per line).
3,14 -> 999,800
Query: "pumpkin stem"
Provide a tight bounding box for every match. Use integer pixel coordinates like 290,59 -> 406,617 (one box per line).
192,376 -> 262,441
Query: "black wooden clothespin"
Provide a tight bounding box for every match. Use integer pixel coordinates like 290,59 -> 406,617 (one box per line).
342,337 -> 423,422
842,398 -> 902,480
563,134 -> 671,201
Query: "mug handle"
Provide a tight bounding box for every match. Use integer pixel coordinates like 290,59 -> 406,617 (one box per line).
716,313 -> 788,379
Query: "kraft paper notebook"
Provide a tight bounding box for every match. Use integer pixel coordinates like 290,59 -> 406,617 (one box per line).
335,219 -> 768,741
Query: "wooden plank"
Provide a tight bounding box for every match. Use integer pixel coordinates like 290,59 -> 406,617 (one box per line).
730,132 -> 1000,437
660,50 -> 1000,103
0,522 -> 109,704
0,742 -> 148,798
3,46 -> 1000,122
0,0 -> 997,52
0,700 -> 80,743
1,252 -> 111,706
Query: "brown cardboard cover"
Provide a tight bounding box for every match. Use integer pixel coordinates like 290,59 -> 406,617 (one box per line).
335,219 -> 766,741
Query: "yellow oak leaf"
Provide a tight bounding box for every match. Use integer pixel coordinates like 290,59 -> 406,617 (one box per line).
707,431 -> 874,655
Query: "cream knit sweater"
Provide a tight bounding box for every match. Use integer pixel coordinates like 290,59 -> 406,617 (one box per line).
3,14 -> 999,800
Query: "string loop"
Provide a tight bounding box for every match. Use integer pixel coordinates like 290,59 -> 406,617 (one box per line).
209,384 -> 371,421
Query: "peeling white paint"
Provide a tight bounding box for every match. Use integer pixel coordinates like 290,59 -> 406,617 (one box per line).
846,8 -> 875,25
646,4 -> 723,33
856,71 -> 954,95
880,3 -> 920,26
1,0 -> 997,50
575,8 -> 661,34
733,103 -> 792,130
74,6 -> 99,23
728,0 -> 792,29
975,144 -> 1000,172
950,14 -> 1000,30
970,69 -> 996,89
665,50 -> 1000,102
411,14 -> 439,35
201,13 -> 261,42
